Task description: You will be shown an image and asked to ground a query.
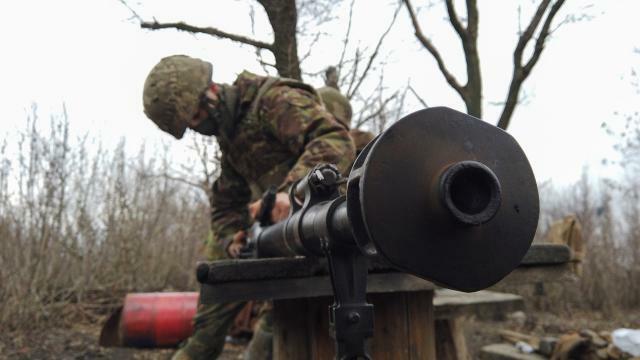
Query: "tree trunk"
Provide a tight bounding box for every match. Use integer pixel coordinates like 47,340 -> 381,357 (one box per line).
259,0 -> 301,80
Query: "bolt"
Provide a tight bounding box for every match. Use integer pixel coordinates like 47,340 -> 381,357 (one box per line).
347,311 -> 360,324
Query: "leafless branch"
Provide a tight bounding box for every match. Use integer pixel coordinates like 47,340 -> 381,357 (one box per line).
299,31 -> 325,65
523,0 -> 566,75
445,0 -> 466,39
408,85 -> 429,108
355,92 -> 398,128
346,2 -> 401,99
345,48 -> 362,96
498,0 -> 567,129
337,0 -> 356,75
403,0 -> 465,97
513,0 -> 551,68
117,0 -> 143,22
141,21 -> 274,51
256,49 -> 277,74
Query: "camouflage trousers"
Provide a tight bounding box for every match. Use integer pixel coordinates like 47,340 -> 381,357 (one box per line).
172,299 -> 274,360
172,235 -> 273,360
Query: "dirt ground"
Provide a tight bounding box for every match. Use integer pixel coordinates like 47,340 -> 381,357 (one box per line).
0,323 -> 243,360
1,309 -> 639,359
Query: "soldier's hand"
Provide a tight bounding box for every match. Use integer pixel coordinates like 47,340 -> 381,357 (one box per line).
227,230 -> 247,258
248,192 -> 291,223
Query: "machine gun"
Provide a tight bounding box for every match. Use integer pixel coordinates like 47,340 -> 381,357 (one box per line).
197,107 -> 539,360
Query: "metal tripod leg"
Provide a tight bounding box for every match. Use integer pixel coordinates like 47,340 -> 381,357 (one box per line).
327,250 -> 374,360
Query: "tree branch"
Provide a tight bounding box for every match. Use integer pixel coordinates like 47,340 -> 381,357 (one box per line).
466,0 -> 479,37
408,85 -> 429,108
445,0 -> 466,39
337,0 -> 356,77
347,2 -> 401,99
355,92 -> 398,129
141,21 -> 274,51
523,0 -> 566,76
117,0 -> 143,22
498,0 -> 567,130
513,0 -> 551,67
403,0 -> 465,97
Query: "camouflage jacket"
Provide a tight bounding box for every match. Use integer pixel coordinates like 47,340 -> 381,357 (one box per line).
209,71 -> 356,254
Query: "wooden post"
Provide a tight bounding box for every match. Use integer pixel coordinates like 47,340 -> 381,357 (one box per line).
273,298 -> 311,359
273,290 -> 436,359
435,317 -> 470,360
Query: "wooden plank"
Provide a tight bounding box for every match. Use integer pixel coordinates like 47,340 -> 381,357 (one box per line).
492,264 -> 575,290
407,290 -> 436,360
369,292 -> 410,359
273,298 -> 310,360
198,244 -> 571,285
307,297 -> 335,360
201,265 -> 572,305
200,272 -> 434,304
519,244 -> 570,265
433,289 -> 523,320
480,343 -> 546,360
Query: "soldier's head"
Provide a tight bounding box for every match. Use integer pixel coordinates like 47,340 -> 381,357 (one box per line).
317,86 -> 352,129
143,55 -> 222,139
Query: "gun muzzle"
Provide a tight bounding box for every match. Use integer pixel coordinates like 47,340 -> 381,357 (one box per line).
247,107 -> 539,292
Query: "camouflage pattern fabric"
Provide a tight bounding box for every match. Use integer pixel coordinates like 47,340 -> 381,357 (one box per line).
317,86 -> 353,129
143,55 -> 213,139
179,71 -> 354,360
210,71 -> 355,251
172,301 -> 246,360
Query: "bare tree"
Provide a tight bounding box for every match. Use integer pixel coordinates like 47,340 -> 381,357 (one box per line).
125,0 -> 403,133
403,0 -> 568,129
139,0 -> 301,79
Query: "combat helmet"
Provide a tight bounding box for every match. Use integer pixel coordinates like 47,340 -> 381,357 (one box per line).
317,86 -> 352,129
143,55 -> 213,139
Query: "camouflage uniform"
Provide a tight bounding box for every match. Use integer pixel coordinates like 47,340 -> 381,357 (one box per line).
317,86 -> 375,157
176,71 -> 355,360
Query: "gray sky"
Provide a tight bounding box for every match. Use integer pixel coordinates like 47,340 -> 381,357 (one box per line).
1,0 -> 638,186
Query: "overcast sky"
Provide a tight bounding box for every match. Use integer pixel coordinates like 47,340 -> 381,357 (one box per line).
1,0 -> 638,186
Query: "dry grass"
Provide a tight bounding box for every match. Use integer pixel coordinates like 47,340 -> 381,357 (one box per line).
0,106 -> 210,331
537,169 -> 640,312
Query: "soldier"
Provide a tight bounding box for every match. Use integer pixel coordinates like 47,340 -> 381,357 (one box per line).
142,55 -> 356,360
316,86 -> 375,156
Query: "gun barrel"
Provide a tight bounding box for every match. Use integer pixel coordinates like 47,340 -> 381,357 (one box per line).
243,107 -> 539,292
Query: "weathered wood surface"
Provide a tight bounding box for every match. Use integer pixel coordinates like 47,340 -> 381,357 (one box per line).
436,317 -> 470,360
433,289 -> 523,321
273,291 -> 436,360
199,244 -> 571,284
519,244 -> 571,266
200,272 -> 434,303
480,343 -> 546,360
199,245 -> 571,304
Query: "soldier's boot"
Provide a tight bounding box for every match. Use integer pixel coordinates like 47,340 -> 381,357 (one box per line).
172,300 -> 246,360
243,311 -> 273,360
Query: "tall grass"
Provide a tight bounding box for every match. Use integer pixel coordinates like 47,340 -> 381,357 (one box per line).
0,106 -> 210,330
537,168 -> 640,312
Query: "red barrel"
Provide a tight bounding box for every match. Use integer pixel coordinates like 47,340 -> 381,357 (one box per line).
100,292 -> 198,348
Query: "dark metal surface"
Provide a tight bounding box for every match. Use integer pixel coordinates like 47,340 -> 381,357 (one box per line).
197,106 -> 541,358
347,107 -> 539,292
